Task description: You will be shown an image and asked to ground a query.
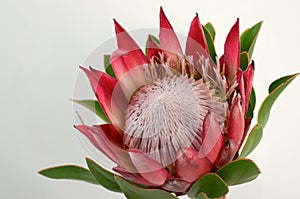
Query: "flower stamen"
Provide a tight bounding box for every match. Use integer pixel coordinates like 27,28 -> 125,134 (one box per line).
124,65 -> 226,166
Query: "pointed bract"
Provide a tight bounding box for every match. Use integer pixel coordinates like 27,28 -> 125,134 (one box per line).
79,66 -> 116,123
237,69 -> 246,113
224,19 -> 240,83
186,15 -> 209,59
110,50 -> 129,80
147,35 -> 163,61
113,19 -> 140,51
228,99 -> 245,147
214,139 -> 237,167
110,49 -> 149,102
112,19 -> 149,80
159,7 -> 183,57
128,149 -> 170,186
201,112 -> 224,164
219,55 -> 224,73
113,166 -> 157,187
214,99 -> 244,166
243,61 -> 255,113
175,148 -> 212,182
162,178 -> 191,193
75,125 -> 122,164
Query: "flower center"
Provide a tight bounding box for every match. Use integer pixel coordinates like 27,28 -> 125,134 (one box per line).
124,74 -> 225,166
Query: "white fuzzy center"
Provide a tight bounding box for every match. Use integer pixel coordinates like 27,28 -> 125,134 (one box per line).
124,75 -> 225,166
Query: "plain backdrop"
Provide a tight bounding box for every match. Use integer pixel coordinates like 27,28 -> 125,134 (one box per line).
1,0 -> 299,198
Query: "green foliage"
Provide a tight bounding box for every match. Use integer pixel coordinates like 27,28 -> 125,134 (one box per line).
188,173 -> 228,198
240,21 -> 263,59
205,22 -> 215,41
38,165 -> 98,185
246,88 -> 256,119
71,99 -> 110,123
240,52 -> 250,71
86,158 -> 122,192
202,26 -> 217,63
258,73 -> 298,127
115,176 -> 178,199
241,73 -> 298,157
239,125 -> 263,158
217,159 -> 261,186
194,192 -> 208,199
268,74 -> 297,93
104,54 -> 116,78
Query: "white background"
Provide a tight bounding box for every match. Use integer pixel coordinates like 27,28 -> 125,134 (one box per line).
1,0 -> 299,198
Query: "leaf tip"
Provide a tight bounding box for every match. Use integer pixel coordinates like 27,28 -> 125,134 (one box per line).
38,169 -> 45,176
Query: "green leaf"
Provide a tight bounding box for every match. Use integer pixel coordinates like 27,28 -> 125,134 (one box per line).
195,192 -> 208,199
250,87 -> 256,109
86,158 -> 122,192
246,88 -> 256,119
114,176 -> 178,199
257,73 -> 298,127
240,51 -> 250,71
205,22 -> 215,41
241,74 -> 297,157
217,159 -> 261,186
202,25 -> 217,63
240,21 -> 263,59
145,34 -> 160,57
240,28 -> 249,47
239,125 -> 263,158
268,74 -> 297,93
188,173 -> 228,198
38,165 -> 98,185
71,99 -> 110,123
104,54 -> 116,78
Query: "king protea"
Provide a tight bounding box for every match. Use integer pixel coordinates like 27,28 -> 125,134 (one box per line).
39,7 -> 298,199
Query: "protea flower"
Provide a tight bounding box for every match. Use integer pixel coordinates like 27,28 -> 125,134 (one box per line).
39,7 -> 298,199
76,7 -> 253,194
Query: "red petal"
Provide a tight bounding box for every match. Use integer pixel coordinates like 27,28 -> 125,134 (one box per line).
112,19 -> 149,80
213,139 -> 238,167
110,49 -> 133,80
244,118 -> 252,137
224,19 -> 240,83
175,148 -> 212,183
214,100 -> 246,167
159,7 -> 183,57
219,55 -> 224,73
128,149 -> 170,186
243,61 -> 255,113
227,99 -> 245,146
113,166 -> 157,187
88,66 -> 117,92
237,69 -> 246,113
147,35 -> 163,61
110,50 -> 149,102
80,66 -> 127,130
79,66 -> 116,121
162,178 -> 191,193
239,118 -> 252,151
114,19 -> 142,52
186,15 -> 209,59
213,99 -> 245,166
74,125 -> 122,164
201,112 -> 224,164
110,49 -> 149,80
92,124 -> 123,146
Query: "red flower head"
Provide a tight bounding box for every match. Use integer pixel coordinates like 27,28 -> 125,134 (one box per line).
76,7 -> 255,194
